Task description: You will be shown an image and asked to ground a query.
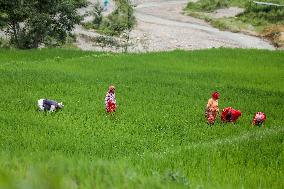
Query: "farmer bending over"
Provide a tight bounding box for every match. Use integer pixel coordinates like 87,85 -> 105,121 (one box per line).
221,107 -> 242,123
252,112 -> 266,126
38,99 -> 64,112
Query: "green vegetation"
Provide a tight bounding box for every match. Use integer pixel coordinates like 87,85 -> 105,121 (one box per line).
99,0 -> 135,36
238,2 -> 284,26
84,0 -> 135,36
0,0 -> 87,49
185,0 -> 284,47
0,37 -> 9,48
186,0 -> 231,12
0,48 -> 283,188
82,0 -> 136,52
186,0 -> 284,11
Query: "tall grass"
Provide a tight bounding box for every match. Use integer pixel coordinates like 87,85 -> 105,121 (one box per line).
239,2 -> 284,26
186,0 -> 284,11
186,0 -> 284,25
185,0 -> 284,47
0,48 -> 283,188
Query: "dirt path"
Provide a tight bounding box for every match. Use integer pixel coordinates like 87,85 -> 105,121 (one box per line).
74,0 -> 275,51
129,0 -> 274,51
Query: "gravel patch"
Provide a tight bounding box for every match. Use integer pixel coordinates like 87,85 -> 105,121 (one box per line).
73,0 -> 274,52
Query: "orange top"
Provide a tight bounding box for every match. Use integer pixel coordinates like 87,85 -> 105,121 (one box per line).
206,98 -> 219,112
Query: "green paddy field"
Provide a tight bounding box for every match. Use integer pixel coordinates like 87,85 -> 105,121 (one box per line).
0,48 -> 283,189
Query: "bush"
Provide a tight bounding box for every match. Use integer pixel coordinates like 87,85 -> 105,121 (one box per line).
0,0 -> 87,49
83,22 -> 95,30
186,0 -> 229,12
92,35 -> 121,49
83,0 -> 135,38
0,37 -> 10,48
92,2 -> 104,29
238,2 -> 284,26
99,0 -> 135,36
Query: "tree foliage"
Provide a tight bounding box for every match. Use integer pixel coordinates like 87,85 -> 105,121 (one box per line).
99,0 -> 135,36
0,0 -> 86,49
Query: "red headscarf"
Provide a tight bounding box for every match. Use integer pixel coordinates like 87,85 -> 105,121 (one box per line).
212,91 -> 219,100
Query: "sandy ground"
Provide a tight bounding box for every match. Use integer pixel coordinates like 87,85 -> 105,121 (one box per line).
74,0 -> 274,52
1,0 -> 272,51
130,0 -> 274,51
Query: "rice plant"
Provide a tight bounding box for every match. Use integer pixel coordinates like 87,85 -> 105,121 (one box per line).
0,48 -> 283,189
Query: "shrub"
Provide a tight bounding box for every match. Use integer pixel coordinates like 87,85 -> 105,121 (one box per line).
99,0 -> 135,36
0,37 -> 10,48
92,35 -> 121,49
92,2 -> 104,29
186,0 -> 229,12
0,0 -> 87,49
238,2 -> 284,26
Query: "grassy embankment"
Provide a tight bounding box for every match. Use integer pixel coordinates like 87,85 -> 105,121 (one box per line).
185,0 -> 284,47
0,48 -> 283,188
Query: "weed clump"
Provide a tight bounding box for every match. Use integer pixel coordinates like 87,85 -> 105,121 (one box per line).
186,0 -> 230,12
84,0 -> 136,36
238,2 -> 284,26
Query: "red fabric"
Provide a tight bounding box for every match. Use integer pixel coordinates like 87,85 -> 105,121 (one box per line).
207,111 -> 217,124
106,101 -> 116,113
221,107 -> 231,122
212,92 -> 219,100
221,107 -> 242,123
252,112 -> 266,126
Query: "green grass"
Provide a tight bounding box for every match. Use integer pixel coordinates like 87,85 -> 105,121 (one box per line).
0,48 -> 283,189
186,12 -> 253,33
185,0 -> 284,26
184,0 -> 284,47
186,0 -> 284,11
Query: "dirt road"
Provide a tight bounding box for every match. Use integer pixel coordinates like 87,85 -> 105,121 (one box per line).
74,0 -> 275,51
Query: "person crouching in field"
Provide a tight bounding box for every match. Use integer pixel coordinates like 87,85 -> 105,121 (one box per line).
38,99 -> 64,112
105,85 -> 116,113
252,112 -> 266,126
221,107 -> 242,123
205,92 -> 220,125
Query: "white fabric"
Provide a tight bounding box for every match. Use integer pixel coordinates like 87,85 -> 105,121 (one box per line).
50,105 -> 56,112
38,99 -> 44,111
